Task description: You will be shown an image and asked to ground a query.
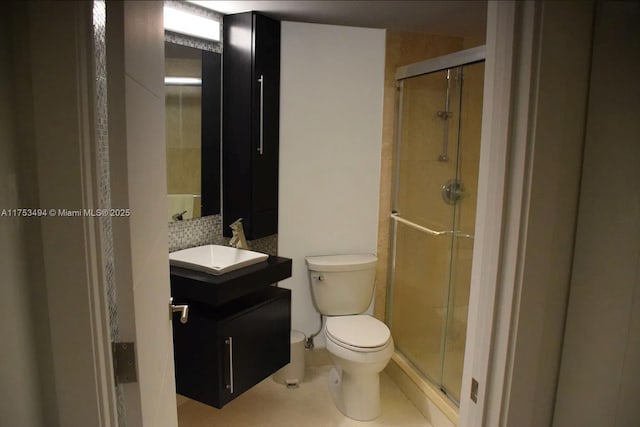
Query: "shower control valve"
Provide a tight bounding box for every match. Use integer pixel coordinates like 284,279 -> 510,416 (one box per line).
442,179 -> 465,205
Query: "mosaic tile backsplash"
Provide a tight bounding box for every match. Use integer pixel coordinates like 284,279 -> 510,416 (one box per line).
164,0 -> 223,53
168,214 -> 278,255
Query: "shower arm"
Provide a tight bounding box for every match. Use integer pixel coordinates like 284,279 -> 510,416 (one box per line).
390,212 -> 474,239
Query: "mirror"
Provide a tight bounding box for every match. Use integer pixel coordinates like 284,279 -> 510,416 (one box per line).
165,42 -> 221,222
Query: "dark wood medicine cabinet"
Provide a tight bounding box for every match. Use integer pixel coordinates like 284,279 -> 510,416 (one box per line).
222,12 -> 281,240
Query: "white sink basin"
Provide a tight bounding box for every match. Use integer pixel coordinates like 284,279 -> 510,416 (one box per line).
169,245 -> 268,275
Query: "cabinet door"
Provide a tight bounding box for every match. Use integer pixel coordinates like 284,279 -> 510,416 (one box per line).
173,287 -> 291,409
223,12 -> 280,240
222,12 -> 253,238
172,300 -> 225,407
219,291 -> 290,406
250,13 -> 280,238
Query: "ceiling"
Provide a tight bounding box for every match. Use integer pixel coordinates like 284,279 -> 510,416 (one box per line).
190,1 -> 487,38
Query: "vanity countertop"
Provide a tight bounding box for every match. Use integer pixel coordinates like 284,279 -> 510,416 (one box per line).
170,255 -> 292,307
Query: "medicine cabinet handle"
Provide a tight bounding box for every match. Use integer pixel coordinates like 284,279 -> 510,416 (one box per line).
258,74 -> 264,155
225,337 -> 234,394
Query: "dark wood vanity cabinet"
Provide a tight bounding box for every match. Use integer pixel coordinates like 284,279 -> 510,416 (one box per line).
172,286 -> 291,408
222,12 -> 281,240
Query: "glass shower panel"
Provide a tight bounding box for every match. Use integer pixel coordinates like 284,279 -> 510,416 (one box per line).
396,70 -> 461,230
442,61 -> 484,402
389,58 -> 483,406
390,221 -> 452,384
391,68 -> 463,386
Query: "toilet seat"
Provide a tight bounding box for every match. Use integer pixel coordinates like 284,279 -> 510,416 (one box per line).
326,315 -> 391,352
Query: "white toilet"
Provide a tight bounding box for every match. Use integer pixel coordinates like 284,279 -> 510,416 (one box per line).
306,254 -> 394,421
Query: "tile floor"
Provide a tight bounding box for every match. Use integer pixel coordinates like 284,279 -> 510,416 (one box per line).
177,358 -> 432,427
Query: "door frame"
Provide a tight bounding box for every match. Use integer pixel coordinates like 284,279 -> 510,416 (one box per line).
461,1 -> 595,425
27,1 -> 118,425
459,1 -> 524,424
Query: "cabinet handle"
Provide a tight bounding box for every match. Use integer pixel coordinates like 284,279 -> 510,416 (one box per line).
258,74 -> 264,155
225,337 -> 234,394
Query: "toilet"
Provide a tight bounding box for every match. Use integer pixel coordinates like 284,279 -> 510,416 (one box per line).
306,254 -> 394,421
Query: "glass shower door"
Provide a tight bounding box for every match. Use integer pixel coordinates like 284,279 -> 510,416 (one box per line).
388,61 -> 483,404
390,66 -> 462,390
441,61 -> 484,402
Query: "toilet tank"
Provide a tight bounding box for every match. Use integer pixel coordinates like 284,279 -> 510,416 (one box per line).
305,254 -> 377,316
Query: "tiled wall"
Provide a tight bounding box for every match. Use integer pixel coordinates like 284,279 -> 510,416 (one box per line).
164,0 -> 222,53
92,0 -> 127,422
168,215 -> 278,255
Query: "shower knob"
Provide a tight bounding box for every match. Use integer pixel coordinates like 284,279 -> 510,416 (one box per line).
442,179 -> 465,205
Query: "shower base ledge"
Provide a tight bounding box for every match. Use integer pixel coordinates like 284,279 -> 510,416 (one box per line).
384,351 -> 458,427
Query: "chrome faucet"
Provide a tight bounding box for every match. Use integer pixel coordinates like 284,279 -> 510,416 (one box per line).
229,218 -> 249,249
172,210 -> 187,221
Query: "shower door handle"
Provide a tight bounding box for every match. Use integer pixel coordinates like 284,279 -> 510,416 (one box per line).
390,213 -> 448,236
390,213 -> 474,239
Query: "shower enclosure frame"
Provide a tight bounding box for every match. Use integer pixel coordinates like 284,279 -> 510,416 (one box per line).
391,45 -> 485,221
386,45 -> 486,405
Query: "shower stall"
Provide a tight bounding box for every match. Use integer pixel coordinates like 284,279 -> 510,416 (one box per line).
386,47 -> 485,404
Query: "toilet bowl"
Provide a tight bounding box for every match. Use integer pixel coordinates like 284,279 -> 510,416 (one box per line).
305,254 -> 394,421
324,315 -> 394,421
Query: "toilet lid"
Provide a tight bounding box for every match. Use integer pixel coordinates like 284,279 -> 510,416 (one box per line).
326,315 -> 391,349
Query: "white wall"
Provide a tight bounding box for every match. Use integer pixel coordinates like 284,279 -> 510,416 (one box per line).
464,2 -> 596,425
16,2 -> 120,425
108,2 -> 178,426
0,9 -> 44,426
278,22 -> 385,347
498,3 -> 594,426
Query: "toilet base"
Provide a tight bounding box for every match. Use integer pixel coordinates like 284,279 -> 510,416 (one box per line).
328,366 -> 381,421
